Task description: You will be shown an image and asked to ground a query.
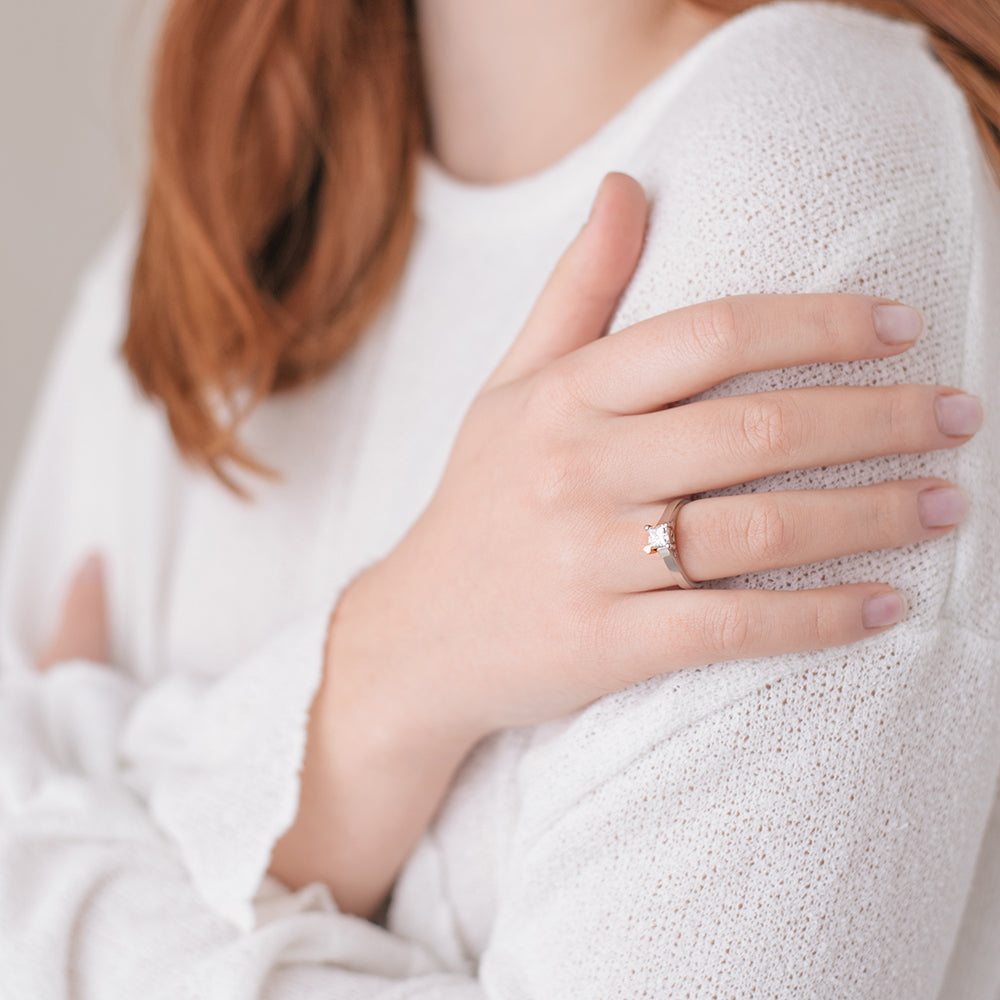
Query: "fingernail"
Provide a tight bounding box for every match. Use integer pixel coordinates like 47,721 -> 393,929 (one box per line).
935,394 -> 984,436
917,487 -> 969,528
862,592 -> 907,629
872,304 -> 924,345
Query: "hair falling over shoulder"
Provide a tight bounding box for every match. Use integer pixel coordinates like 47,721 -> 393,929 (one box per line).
122,0 -> 424,490
122,0 -> 1000,491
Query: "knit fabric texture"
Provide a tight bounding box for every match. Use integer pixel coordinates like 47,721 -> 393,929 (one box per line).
0,3 -> 998,997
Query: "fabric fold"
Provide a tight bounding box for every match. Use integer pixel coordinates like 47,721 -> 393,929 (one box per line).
123,606 -> 335,930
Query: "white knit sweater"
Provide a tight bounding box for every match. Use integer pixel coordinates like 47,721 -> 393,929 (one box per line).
1,2 -> 998,996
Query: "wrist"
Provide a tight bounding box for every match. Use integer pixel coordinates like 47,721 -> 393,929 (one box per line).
320,559 -> 482,771
269,565 -> 478,917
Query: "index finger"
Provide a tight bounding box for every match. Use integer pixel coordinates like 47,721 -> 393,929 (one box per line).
552,293 -> 924,414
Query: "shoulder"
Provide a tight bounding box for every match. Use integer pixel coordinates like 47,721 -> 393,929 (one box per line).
611,1 -> 981,318
9,206 -> 157,516
663,0 -> 971,154
60,209 -> 142,372
27,209 -> 152,463
627,1 -> 975,236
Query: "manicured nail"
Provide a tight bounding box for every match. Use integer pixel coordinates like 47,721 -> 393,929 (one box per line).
935,394 -> 984,436
918,487 -> 969,528
862,592 -> 907,629
872,304 -> 924,345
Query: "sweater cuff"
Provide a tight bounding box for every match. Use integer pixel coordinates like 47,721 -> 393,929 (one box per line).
134,606 -> 334,931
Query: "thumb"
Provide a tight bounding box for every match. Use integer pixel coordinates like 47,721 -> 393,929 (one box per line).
487,171 -> 648,387
37,553 -> 110,671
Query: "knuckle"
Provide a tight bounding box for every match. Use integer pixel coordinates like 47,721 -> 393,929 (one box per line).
737,395 -> 800,459
808,598 -> 842,649
883,389 -> 905,442
703,598 -> 756,659
690,296 -> 743,361
866,489 -> 900,546
545,356 -> 594,415
884,385 -> 918,444
741,499 -> 797,564
522,366 -> 576,426
818,296 -> 849,349
531,438 -> 597,512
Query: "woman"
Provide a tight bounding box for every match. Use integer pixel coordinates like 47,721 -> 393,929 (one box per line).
0,0 -> 997,996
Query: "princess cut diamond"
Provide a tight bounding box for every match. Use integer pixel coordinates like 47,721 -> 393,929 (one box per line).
646,523 -> 672,551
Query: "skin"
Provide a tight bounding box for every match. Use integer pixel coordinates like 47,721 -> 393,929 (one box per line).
414,0 -> 732,182
37,554 -> 108,672
42,2 -> 983,923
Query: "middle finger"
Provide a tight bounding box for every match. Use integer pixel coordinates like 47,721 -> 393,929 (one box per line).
614,384 -> 982,501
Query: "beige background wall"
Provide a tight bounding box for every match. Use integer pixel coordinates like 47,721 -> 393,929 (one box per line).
0,0 -> 165,516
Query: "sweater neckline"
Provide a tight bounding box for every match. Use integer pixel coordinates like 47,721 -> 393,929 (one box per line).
415,2 -> 780,233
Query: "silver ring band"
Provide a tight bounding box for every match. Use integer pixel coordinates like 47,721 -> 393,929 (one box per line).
643,496 -> 697,589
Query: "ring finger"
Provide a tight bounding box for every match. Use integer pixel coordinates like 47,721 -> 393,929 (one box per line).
611,478 -> 967,592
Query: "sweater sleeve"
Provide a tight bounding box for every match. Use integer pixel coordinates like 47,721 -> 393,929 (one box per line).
0,227 -> 485,995
0,219 -> 329,926
3,6 -> 998,998
470,8 -> 1000,998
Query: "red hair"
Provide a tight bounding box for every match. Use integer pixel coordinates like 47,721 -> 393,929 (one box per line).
123,0 -> 1000,490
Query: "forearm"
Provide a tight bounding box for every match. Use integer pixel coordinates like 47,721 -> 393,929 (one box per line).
268,567 -> 477,920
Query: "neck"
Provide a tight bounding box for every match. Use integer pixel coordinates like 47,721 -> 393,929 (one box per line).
413,0 -> 731,184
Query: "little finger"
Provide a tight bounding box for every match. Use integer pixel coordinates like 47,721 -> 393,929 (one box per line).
602,583 -> 906,686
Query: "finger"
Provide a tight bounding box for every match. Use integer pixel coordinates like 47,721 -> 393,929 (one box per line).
616,384 -> 983,500
600,583 -> 907,686
608,479 -> 966,592
555,292 -> 924,414
37,554 -> 110,672
486,172 -> 648,388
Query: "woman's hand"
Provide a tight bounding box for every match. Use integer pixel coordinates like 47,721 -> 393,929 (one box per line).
270,173 -> 980,915
327,173 -> 978,748
37,554 -> 109,672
